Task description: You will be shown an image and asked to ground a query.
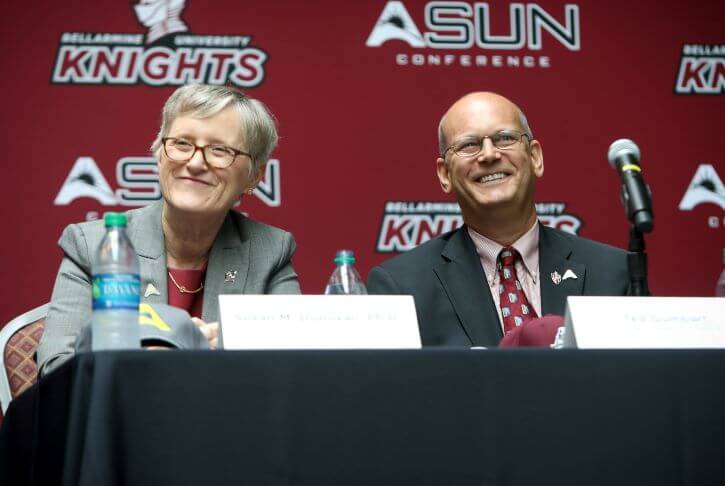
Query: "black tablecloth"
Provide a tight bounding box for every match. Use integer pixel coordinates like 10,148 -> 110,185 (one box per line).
1,349 -> 724,485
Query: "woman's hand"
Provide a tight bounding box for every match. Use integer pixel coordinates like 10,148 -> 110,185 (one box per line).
191,317 -> 219,349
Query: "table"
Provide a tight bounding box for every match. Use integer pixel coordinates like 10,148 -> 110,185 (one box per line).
1,349 -> 724,485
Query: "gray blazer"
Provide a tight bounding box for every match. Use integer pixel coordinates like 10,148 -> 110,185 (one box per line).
37,201 -> 300,375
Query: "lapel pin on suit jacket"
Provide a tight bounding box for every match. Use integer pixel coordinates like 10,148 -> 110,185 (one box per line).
144,283 -> 161,297
551,271 -> 562,285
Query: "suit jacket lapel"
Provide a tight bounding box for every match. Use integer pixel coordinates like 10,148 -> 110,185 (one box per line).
539,224 -> 585,316
201,212 -> 248,323
433,227 -> 502,346
127,201 -> 168,307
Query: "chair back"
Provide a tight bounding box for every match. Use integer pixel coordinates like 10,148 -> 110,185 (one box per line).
0,304 -> 49,414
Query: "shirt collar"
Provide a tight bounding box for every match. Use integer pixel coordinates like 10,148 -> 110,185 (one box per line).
467,220 -> 540,284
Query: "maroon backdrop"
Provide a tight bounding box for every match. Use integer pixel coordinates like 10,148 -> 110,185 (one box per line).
1,0 -> 723,327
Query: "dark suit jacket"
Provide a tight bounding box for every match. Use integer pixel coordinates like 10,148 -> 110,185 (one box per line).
367,224 -> 629,347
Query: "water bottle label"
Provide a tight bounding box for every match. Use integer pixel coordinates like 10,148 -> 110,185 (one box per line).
92,273 -> 141,310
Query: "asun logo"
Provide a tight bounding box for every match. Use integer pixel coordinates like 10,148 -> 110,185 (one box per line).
674,44 -> 725,95
376,200 -> 581,252
54,156 -> 281,208
51,0 -> 268,87
679,164 -> 725,211
366,1 -> 580,69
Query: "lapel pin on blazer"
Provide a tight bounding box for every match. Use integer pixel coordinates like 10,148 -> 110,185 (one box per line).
144,283 -> 161,298
562,269 -> 578,281
224,270 -> 238,283
550,271 -> 562,285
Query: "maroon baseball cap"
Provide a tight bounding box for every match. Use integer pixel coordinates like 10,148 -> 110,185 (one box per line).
499,315 -> 565,348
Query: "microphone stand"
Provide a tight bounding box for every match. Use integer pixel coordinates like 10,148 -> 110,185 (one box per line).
609,139 -> 653,296
627,225 -> 650,296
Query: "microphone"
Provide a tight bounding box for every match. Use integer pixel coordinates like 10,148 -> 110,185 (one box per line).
607,139 -> 653,233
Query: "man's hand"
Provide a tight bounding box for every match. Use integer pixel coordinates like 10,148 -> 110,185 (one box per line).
191,317 -> 219,349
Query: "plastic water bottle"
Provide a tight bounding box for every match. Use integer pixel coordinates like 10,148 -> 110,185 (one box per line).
717,248 -> 725,297
91,212 -> 141,350
324,250 -> 367,295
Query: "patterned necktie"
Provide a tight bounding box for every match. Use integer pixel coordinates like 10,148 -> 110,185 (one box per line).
497,247 -> 538,334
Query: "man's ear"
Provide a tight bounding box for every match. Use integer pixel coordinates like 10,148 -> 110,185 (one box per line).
529,140 -> 544,178
436,157 -> 453,193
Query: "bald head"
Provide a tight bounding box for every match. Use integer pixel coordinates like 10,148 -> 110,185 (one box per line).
437,92 -> 533,157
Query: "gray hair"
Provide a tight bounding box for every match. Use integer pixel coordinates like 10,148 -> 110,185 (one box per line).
437,102 -> 534,157
151,84 -> 278,175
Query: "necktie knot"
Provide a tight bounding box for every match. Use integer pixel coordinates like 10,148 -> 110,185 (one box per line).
498,247 -> 518,269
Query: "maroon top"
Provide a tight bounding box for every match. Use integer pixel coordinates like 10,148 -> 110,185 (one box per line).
167,267 -> 206,319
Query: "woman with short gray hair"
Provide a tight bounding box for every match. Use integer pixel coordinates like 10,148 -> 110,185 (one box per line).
38,84 -> 300,375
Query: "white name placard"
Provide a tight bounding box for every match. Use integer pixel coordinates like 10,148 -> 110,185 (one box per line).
563,296 -> 725,349
218,295 -> 421,350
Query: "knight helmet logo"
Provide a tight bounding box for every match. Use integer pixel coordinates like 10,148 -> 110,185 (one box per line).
52,1 -> 268,88
134,0 -> 188,44
678,164 -> 725,210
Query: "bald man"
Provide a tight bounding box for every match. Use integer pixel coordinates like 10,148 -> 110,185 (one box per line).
367,92 -> 629,347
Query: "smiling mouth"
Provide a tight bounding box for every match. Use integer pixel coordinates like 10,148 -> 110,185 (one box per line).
179,177 -> 211,186
477,172 -> 508,183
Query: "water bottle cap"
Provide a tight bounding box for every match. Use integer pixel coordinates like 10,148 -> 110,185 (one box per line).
334,250 -> 355,265
104,212 -> 128,228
